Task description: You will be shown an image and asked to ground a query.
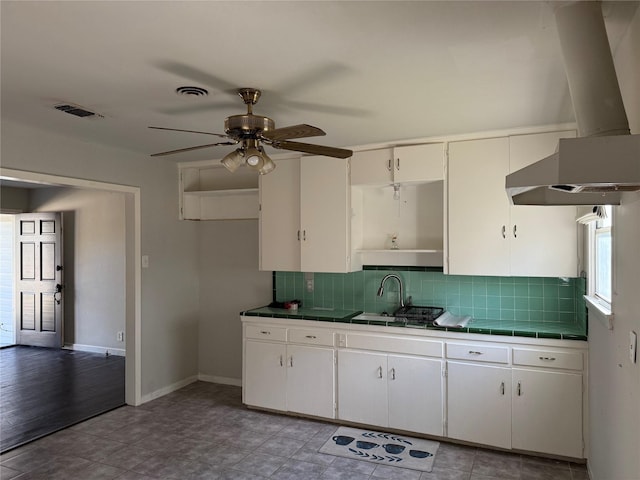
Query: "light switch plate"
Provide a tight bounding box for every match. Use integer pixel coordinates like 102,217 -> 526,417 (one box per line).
630,331 -> 637,364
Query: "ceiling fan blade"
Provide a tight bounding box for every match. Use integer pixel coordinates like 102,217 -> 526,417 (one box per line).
149,126 -> 229,138
273,140 -> 352,159
151,141 -> 237,157
261,124 -> 326,142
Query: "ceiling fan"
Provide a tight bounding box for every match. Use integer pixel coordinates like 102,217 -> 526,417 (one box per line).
150,88 -> 353,175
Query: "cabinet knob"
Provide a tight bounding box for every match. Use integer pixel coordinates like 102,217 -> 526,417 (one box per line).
513,225 -> 517,238
391,367 -> 396,380
501,225 -> 506,239
289,356 -> 293,367
378,366 -> 383,379
387,159 -> 392,172
396,158 -> 400,171
279,355 -> 283,367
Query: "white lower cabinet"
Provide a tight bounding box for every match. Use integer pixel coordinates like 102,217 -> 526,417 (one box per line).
244,340 -> 287,411
338,350 -> 388,426
338,350 -> 444,436
244,339 -> 336,418
242,317 -> 587,459
512,368 -> 583,458
447,343 -> 585,457
447,362 -> 512,449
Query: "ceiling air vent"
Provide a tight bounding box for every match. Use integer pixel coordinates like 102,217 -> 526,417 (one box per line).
175,86 -> 208,97
54,103 -> 101,118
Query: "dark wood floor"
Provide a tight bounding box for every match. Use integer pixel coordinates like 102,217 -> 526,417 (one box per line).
0,345 -> 125,453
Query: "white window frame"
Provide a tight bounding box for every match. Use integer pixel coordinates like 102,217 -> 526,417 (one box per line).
584,205 -> 614,327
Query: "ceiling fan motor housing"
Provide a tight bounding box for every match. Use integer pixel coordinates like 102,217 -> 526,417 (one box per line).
225,114 -> 274,139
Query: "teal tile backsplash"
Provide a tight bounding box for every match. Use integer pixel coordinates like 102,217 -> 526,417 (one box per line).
275,268 -> 587,328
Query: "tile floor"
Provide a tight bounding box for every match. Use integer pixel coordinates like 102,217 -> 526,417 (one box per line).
0,381 -> 589,480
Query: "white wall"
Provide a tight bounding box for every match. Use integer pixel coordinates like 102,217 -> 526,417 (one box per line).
29,187 -> 126,353
197,220 -> 272,384
0,119 -> 201,401
588,8 -> 640,480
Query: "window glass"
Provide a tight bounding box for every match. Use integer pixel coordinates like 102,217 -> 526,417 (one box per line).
593,205 -> 612,304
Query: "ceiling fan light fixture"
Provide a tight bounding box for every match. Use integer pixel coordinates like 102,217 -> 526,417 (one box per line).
258,153 -> 276,175
245,146 -> 264,170
221,149 -> 245,173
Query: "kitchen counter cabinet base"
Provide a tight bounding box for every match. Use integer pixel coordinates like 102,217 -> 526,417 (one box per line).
241,315 -> 587,460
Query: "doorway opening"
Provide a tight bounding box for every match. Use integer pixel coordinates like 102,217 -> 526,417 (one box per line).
0,168 -> 141,406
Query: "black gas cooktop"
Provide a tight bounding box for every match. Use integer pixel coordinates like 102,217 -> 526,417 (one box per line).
392,305 -> 444,324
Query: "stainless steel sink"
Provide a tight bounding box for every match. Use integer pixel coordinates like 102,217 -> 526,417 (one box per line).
352,313 -> 395,322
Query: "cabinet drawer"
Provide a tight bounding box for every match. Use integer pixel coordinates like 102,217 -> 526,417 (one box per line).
446,343 -> 509,364
346,334 -> 443,358
288,328 -> 334,346
513,348 -> 583,371
245,325 -> 287,342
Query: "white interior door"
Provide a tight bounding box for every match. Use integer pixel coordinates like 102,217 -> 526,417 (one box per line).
15,212 -> 63,348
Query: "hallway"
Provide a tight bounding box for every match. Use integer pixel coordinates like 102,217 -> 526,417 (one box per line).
0,345 -> 125,453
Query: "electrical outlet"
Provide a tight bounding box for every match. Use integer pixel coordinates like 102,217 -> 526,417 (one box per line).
117,331 -> 125,342
304,272 -> 314,293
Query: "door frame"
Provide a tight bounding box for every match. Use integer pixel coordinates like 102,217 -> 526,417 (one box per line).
0,167 -> 142,406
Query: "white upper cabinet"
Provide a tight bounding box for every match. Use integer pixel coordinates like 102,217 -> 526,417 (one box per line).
351,143 -> 445,185
448,137 -> 512,276
447,131 -> 578,277
508,131 -> 578,277
259,155 -> 352,273
259,158 -> 301,272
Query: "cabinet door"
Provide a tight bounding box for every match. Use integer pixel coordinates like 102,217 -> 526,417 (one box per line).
447,362 -> 511,449
351,148 -> 393,185
259,158 -> 301,272
448,137 -> 511,275
338,350 -> 388,426
300,156 -> 351,272
244,340 -> 287,410
388,355 -> 444,436
393,143 -> 445,184
512,368 -> 583,458
286,344 -> 336,419
508,131 -> 578,277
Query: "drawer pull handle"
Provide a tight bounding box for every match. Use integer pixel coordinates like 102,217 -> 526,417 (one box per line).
517,381 -> 522,396
539,356 -> 556,361
305,335 -> 317,339
502,225 -> 506,239
279,355 -> 283,367
378,366 -> 383,379
500,382 -> 505,395
289,356 -> 293,367
260,331 -> 271,335
468,350 -> 483,355
391,367 -> 396,380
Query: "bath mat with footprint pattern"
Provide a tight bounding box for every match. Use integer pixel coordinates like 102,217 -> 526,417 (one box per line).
319,426 -> 439,472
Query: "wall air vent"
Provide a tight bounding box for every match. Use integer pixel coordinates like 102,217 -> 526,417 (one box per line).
54,103 -> 102,118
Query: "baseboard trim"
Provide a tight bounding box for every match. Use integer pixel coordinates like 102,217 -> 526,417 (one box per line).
140,375 -> 199,404
63,343 -> 126,357
198,374 -> 242,387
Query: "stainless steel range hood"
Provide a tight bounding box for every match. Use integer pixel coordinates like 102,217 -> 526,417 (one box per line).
506,1 -> 639,206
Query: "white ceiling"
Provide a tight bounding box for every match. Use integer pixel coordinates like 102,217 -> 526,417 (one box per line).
1,1 -> 637,164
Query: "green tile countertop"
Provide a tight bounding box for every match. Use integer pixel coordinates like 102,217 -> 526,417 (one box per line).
241,307 -> 587,341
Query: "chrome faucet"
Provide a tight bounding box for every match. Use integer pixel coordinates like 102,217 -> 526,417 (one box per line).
377,274 -> 405,308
